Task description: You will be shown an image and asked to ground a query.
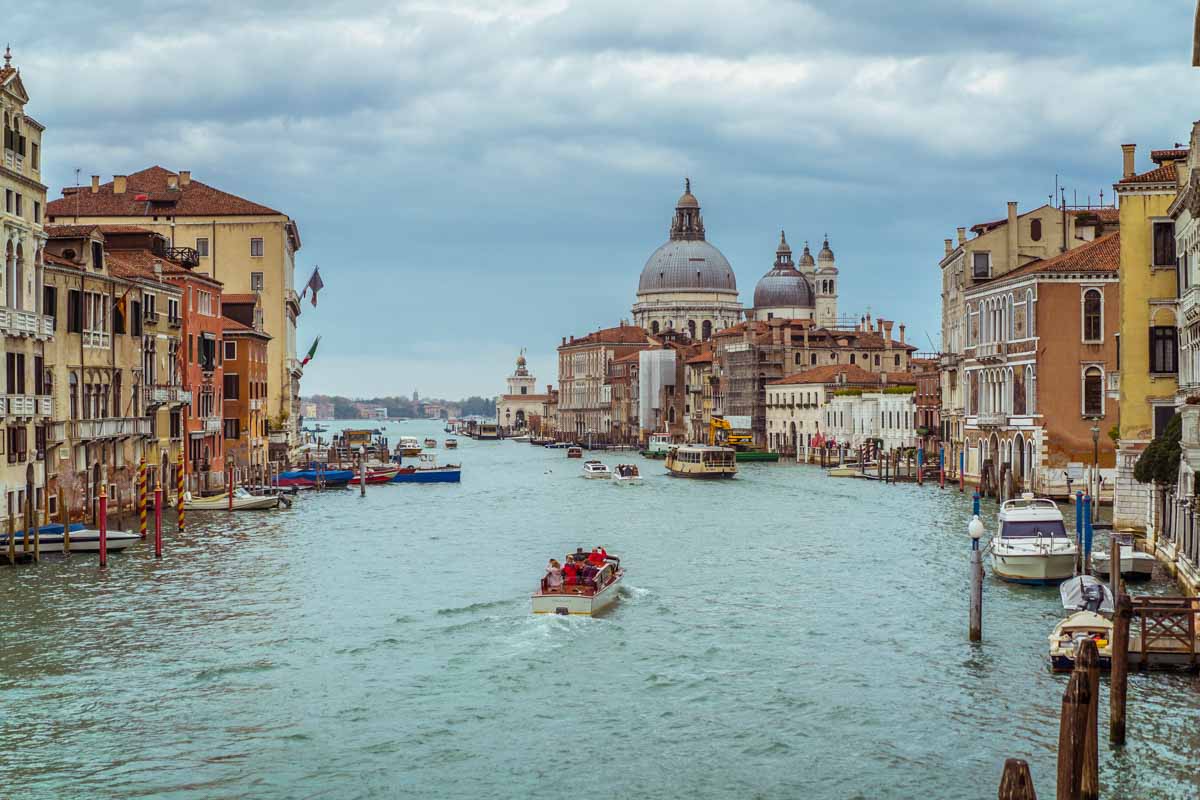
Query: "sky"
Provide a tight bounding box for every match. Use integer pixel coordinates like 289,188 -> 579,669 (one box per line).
7,0 -> 1198,399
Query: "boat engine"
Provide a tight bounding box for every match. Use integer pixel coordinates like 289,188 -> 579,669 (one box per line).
1081,583 -> 1105,612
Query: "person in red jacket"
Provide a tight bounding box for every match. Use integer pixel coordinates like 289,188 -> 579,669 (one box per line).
587,547 -> 605,567
561,558 -> 580,586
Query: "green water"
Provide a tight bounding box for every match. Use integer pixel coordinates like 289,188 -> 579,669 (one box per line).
2,419 -> 1198,799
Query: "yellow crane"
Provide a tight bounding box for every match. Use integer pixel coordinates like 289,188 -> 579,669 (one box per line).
708,417 -> 754,449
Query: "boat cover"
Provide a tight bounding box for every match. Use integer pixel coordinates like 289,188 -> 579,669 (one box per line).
1059,575 -> 1114,613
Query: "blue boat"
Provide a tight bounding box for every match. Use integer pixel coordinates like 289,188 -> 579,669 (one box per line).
275,467 -> 354,488
391,454 -> 461,483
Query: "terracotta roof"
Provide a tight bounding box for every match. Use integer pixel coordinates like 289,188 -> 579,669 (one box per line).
1117,163 -> 1177,186
222,317 -> 270,339
221,293 -> 259,305
770,364 -> 880,386
103,249 -> 212,288
1070,208 -> 1119,223
46,166 -> 284,219
96,224 -> 156,235
44,224 -> 100,239
686,351 -> 714,364
988,232 -> 1119,283
970,216 -> 1007,235
43,252 -> 82,270
561,325 -> 648,348
613,351 -> 641,363
1151,148 -> 1188,163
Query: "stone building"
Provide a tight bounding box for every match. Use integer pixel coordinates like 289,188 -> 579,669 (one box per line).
221,294 -> 271,471
765,364 -> 884,456
823,384 -> 917,453
632,181 -> 742,338
497,352 -> 549,434
1113,144 -> 1186,530
961,232 -> 1120,497
46,166 -> 304,451
556,324 -> 648,442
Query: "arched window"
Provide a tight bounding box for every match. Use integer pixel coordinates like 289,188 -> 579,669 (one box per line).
1026,289 -> 1035,336
1083,367 -> 1103,416
687,319 -> 696,339
69,372 -> 79,419
810,353 -> 817,365
702,320 -> 712,340
1082,289 -> 1102,342
1031,218 -> 1042,242
849,353 -> 856,364
650,321 -> 659,334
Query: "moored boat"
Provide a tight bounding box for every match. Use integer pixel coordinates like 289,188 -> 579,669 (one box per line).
0,523 -> 140,553
613,464 -> 641,484
827,466 -> 858,478
391,453 -> 461,483
275,467 -> 355,488
582,460 -> 611,479
352,465 -> 401,484
989,494 -> 1077,584
1048,575 -> 1114,671
1092,533 -> 1155,581
184,487 -> 282,510
566,446 -> 583,459
532,552 -> 623,615
640,433 -> 673,459
664,445 -> 737,478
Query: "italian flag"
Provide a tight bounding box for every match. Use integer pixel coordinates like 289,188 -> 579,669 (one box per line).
301,336 -> 320,367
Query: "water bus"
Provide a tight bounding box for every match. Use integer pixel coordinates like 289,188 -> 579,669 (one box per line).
532,553 -> 623,615
664,445 -> 737,478
477,423 -> 500,441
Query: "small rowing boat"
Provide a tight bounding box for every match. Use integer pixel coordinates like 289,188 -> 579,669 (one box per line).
184,487 -> 282,511
0,523 -> 140,553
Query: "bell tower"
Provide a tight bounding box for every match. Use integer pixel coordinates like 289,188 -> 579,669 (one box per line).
815,236 -> 839,327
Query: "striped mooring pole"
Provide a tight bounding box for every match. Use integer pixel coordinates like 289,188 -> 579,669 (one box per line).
138,456 -> 147,540
177,449 -> 185,532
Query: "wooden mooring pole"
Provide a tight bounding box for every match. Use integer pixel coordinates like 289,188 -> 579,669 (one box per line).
969,502 -> 983,642
138,456 -> 147,539
1109,592 -> 1132,746
997,758 -> 1037,799
359,447 -> 367,497
1077,639 -> 1100,800
59,491 -> 69,554
1055,669 -> 1090,800
154,467 -> 164,560
98,471 -> 108,569
1109,533 -> 1122,606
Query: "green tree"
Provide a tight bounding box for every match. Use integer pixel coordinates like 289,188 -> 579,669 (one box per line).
1133,413 -> 1181,486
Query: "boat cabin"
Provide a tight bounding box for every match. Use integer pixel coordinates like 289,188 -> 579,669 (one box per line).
997,495 -> 1069,539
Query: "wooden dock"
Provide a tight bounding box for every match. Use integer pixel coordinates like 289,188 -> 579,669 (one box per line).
1126,596 -> 1199,669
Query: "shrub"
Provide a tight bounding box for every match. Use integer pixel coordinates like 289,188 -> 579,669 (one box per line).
1133,413 -> 1181,486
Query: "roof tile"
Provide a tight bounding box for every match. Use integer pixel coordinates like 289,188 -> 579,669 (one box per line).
46,166 -> 284,219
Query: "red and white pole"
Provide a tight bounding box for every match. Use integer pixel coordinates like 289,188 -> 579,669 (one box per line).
98,483 -> 108,568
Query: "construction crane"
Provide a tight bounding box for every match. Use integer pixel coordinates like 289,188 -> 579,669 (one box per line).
709,416 -> 754,449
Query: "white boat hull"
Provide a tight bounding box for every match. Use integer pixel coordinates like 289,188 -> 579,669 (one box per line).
0,529 -> 140,553
532,575 -> 622,615
612,476 -> 641,485
184,494 -> 280,511
1092,548 -> 1155,580
583,471 -> 611,479
991,549 -> 1077,584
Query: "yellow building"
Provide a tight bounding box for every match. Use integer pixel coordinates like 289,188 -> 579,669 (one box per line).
1113,144 -> 1186,531
0,50 -> 54,527
45,166 -> 303,453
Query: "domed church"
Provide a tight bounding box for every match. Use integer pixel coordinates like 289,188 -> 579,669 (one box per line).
750,232 -> 839,325
632,180 -> 744,340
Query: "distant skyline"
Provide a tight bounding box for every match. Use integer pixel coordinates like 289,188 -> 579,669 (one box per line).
7,0 -> 1197,397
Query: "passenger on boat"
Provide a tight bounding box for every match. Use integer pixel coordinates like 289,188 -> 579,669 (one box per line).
562,559 -> 580,586
545,559 -> 563,590
587,548 -> 605,566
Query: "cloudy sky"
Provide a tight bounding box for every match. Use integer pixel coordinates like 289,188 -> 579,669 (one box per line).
8,0 -> 1197,399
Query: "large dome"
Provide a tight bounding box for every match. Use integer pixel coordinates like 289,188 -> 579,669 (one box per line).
638,238 -> 737,294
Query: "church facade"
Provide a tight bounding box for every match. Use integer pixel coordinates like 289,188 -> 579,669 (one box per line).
497,352 -> 550,435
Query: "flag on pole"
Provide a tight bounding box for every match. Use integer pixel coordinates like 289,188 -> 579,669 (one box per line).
299,266 -> 324,307
300,336 -> 321,367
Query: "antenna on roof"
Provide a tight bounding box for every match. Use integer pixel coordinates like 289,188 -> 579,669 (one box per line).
73,168 -> 80,223
3,45 -> 10,68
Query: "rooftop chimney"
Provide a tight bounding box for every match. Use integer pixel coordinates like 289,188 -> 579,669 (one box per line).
1121,144 -> 1136,179
883,320 -> 894,348
179,170 -> 191,187
90,175 -> 99,193
113,175 -> 127,194
561,336 -> 566,346
1006,201 -> 1018,273
957,227 -> 966,245
899,324 -> 906,345
167,174 -> 178,191
944,238 -> 952,256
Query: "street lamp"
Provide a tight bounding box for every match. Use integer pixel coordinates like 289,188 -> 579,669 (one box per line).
968,515 -> 984,550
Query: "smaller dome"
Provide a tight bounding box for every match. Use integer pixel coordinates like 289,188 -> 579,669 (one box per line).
516,354 -> 527,367
818,237 -> 835,264
776,230 -> 791,255
676,178 -> 699,209
798,242 -> 815,268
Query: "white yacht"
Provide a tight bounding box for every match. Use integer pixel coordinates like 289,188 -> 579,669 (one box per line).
582,460 -> 612,479
990,494 -> 1078,584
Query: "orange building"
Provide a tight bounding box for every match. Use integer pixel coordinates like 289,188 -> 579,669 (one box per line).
171,266 -> 225,490
221,294 -> 270,470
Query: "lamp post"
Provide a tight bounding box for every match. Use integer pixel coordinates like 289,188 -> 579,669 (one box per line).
968,514 -> 984,641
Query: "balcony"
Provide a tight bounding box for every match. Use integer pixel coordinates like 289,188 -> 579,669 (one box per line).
4,394 -> 52,417
143,385 -> 192,406
973,342 -> 1006,364
46,420 -> 67,444
286,289 -> 302,316
143,309 -> 159,327
204,416 -> 222,434
82,330 -> 111,349
70,417 -> 152,440
250,398 -> 263,410
167,315 -> 182,328
0,308 -> 53,340
977,412 -> 1009,428
3,150 -> 24,171
287,357 -> 304,377
166,247 -> 200,268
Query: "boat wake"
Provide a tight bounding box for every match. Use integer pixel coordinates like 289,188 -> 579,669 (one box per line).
435,598 -> 516,616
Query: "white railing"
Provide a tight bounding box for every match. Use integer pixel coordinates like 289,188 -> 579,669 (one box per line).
250,398 -> 263,410
82,330 -> 111,349
977,412 -> 1008,427
70,417 -> 152,439
204,416 -> 222,433
973,342 -> 1006,362
143,386 -> 193,405
3,394 -> 52,417
0,308 -> 54,339
47,420 -> 67,443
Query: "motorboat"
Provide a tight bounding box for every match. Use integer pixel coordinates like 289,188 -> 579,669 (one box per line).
545,442 -> 573,449
423,438 -> 438,449
512,434 -> 531,443
532,552 -> 623,615
640,433 -> 674,459
275,467 -> 355,489
582,460 -> 611,479
532,436 -> 556,446
1048,576 -> 1115,672
445,438 -> 458,449
613,464 -> 641,484
351,465 -> 401,484
827,466 -> 858,478
391,453 -> 461,483
1092,532 -> 1155,581
183,487 -> 282,510
397,436 -> 423,457
989,494 -> 1077,584
566,446 -> 583,459
0,523 -> 140,554
664,445 -> 737,478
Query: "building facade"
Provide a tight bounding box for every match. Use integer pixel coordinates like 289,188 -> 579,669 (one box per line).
1113,145 -> 1185,529
45,166 -> 304,451
556,325 -> 648,442
221,294 -> 270,471
765,364 -> 885,455
497,352 -> 549,434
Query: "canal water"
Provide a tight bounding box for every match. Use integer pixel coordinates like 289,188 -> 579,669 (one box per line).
2,419 -> 1199,799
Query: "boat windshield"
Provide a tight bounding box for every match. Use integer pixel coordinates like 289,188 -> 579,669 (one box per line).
1001,519 -> 1068,538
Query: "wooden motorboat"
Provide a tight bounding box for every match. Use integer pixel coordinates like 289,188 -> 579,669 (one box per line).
532,553 -> 623,615
423,437 -> 438,448
582,460 -> 611,479
664,445 -> 737,478
397,436 -> 423,457
613,464 -> 641,484
0,523 -> 140,553
1092,533 -> 1155,581
184,487 -> 281,510
566,446 -> 583,459
445,438 -> 458,449
990,494 -> 1077,584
